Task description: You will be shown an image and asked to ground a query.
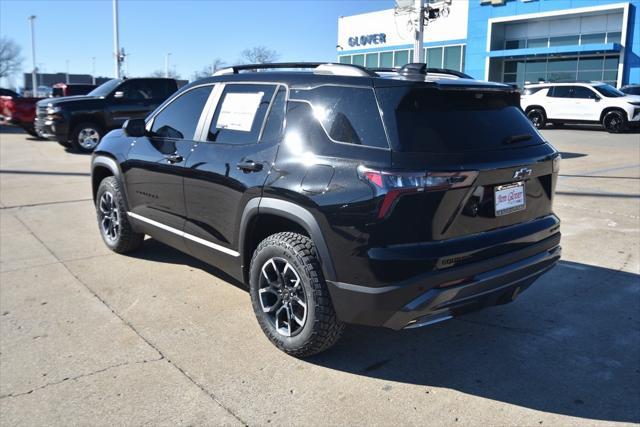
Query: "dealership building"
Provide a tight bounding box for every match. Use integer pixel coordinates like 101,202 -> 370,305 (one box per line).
337,0 -> 639,87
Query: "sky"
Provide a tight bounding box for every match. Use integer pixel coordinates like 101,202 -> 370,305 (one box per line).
0,0 -> 391,87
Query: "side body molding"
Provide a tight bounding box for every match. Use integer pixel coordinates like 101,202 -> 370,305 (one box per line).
239,197 -> 337,283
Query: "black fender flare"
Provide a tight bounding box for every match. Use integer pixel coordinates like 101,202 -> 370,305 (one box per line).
91,154 -> 130,209
239,197 -> 337,282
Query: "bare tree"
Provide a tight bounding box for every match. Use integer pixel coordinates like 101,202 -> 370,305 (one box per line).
150,69 -> 181,79
240,46 -> 279,64
0,37 -> 23,79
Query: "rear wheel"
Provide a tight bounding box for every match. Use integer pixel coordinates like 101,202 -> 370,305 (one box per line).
602,110 -> 627,133
526,108 -> 546,129
249,232 -> 344,357
71,122 -> 102,153
96,176 -> 144,253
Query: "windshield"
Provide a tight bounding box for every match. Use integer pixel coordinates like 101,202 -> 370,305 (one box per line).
593,84 -> 625,98
87,79 -> 121,97
376,87 -> 544,152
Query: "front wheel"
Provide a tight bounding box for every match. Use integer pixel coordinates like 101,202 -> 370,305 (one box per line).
96,176 -> 144,253
526,108 -> 546,129
71,122 -> 102,153
602,110 -> 627,133
249,232 -> 344,357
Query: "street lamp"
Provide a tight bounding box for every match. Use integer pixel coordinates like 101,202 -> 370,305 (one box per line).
66,59 -> 70,84
112,0 -> 121,78
28,15 -> 37,96
165,53 -> 172,78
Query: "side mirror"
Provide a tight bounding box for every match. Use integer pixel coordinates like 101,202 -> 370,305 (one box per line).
123,118 -> 146,137
594,96 -> 601,102
113,91 -> 124,99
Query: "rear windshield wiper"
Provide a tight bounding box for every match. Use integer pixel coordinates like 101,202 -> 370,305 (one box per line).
503,134 -> 532,144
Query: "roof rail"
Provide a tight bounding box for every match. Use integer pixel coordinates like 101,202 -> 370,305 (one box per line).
212,62 -> 377,77
371,63 -> 474,79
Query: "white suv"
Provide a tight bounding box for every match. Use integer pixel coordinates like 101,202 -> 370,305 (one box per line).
520,82 -> 640,133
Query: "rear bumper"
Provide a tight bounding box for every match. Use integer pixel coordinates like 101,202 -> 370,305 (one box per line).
327,233 -> 561,329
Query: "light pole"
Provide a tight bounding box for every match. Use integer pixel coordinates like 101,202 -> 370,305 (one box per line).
92,57 -> 96,84
413,0 -> 425,63
65,59 -> 70,84
28,15 -> 37,96
165,53 -> 172,78
112,0 -> 121,78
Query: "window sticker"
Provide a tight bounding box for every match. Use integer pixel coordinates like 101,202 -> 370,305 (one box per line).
216,92 -> 264,132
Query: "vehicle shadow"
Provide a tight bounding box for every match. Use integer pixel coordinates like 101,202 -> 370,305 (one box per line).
126,239 -> 640,422
0,124 -> 26,134
130,238 -> 248,292
308,261 -> 640,423
544,124 -> 640,134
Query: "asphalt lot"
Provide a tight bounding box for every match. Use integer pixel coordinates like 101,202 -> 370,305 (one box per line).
0,124 -> 638,426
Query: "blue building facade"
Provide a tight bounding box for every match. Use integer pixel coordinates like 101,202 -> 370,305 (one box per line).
337,0 -> 639,86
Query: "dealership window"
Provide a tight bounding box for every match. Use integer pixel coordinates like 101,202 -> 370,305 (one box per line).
504,30 -> 624,51
337,44 -> 465,71
380,51 -> 393,67
352,54 -> 365,66
394,50 -> 409,67
502,55 -> 619,87
366,53 -> 379,68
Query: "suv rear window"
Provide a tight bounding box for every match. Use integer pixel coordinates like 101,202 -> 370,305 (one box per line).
376,87 -> 543,152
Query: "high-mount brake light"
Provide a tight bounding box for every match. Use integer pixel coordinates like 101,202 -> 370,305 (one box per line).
358,166 -> 478,219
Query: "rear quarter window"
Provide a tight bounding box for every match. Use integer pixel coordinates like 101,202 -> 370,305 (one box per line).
289,86 -> 389,149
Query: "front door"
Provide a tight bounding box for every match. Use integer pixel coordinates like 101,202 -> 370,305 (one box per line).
122,84 -> 214,252
106,80 -> 174,129
183,83 -> 285,274
570,86 -> 601,121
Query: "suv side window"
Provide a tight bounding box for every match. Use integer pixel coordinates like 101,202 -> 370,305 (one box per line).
119,79 -> 175,101
291,86 -> 388,149
548,86 -> 572,98
572,86 -> 598,99
150,85 -> 212,140
207,84 -> 276,145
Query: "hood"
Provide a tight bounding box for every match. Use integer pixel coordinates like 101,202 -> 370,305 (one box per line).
623,94 -> 640,103
37,95 -> 103,108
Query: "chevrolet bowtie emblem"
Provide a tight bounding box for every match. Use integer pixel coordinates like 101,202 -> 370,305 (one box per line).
513,168 -> 532,179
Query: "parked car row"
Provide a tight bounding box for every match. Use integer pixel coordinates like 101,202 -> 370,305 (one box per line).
0,83 -> 97,137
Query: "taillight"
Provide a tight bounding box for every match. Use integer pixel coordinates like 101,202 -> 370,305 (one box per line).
358,166 -> 478,219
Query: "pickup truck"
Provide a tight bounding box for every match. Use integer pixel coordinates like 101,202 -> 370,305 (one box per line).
36,77 -> 178,152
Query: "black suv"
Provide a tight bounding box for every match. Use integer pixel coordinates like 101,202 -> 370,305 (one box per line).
90,63 -> 561,357
36,77 -> 178,152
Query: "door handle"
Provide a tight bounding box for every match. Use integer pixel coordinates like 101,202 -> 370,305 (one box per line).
237,160 -> 263,172
164,153 -> 183,164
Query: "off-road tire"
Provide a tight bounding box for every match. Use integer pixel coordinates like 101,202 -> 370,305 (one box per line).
249,232 -> 344,357
96,176 -> 144,253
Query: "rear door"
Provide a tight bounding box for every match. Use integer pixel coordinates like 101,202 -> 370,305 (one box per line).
123,84 -> 214,252
182,83 -> 284,272
545,86 -> 575,120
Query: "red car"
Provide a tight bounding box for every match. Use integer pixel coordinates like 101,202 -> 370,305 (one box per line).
0,92 -> 41,137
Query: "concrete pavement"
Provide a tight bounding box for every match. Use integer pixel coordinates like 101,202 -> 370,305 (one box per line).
0,125 -> 638,426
